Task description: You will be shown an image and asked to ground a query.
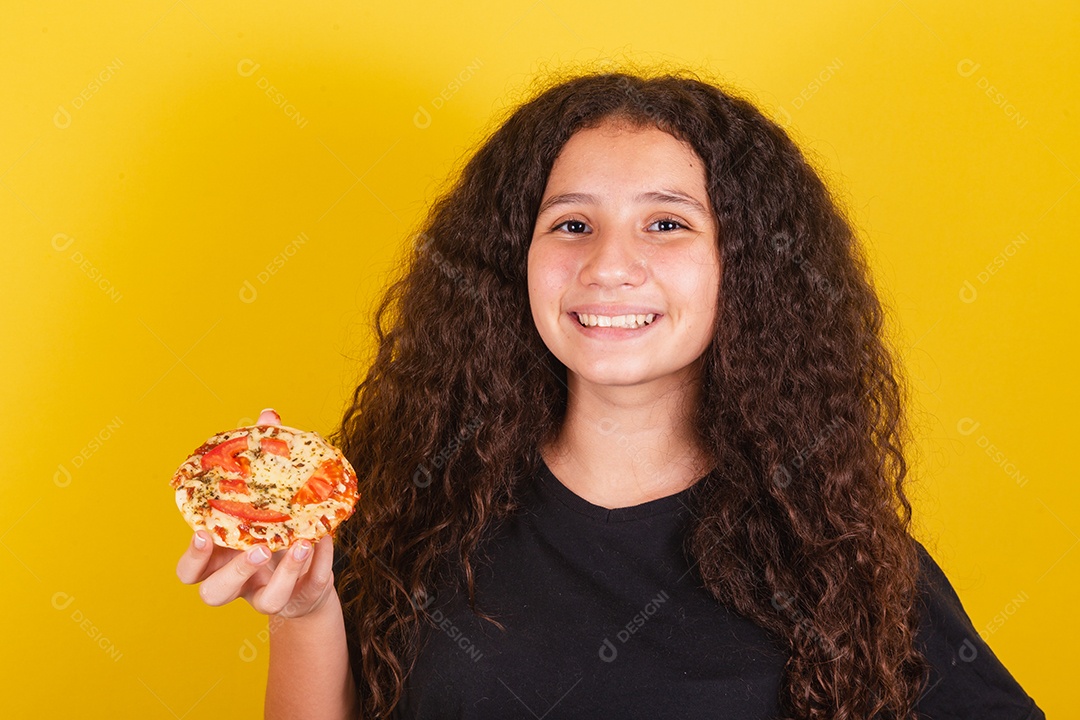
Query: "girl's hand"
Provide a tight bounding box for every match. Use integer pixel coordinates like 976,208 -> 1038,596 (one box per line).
175,408 -> 339,619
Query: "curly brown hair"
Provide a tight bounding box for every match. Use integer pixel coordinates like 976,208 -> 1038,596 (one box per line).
329,68 -> 931,719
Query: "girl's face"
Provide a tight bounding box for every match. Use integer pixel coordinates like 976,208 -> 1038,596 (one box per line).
527,120 -> 721,393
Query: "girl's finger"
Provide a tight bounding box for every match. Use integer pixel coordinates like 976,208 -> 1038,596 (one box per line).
198,544 -> 272,606
257,408 -> 281,425
250,540 -> 313,615
176,531 -> 215,584
291,535 -> 336,608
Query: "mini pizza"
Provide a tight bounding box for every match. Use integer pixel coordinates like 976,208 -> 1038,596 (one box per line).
171,423 -> 359,552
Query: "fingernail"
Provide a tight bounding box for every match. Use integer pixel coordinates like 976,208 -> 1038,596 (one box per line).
193,533 -> 207,550
248,545 -> 271,563
294,541 -> 311,561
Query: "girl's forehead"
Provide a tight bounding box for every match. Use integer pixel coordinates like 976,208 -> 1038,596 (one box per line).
543,125 -> 708,195
553,122 -> 703,170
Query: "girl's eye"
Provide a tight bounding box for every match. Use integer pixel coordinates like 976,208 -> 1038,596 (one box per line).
649,217 -> 685,232
554,219 -> 589,234
550,217 -> 687,234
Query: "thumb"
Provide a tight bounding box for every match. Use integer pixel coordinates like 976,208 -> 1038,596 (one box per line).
257,408 -> 281,426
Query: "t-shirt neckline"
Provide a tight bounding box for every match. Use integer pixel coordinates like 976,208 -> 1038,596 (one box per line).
535,455 -> 703,523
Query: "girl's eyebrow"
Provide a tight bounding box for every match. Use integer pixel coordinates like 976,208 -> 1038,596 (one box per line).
537,189 -> 710,216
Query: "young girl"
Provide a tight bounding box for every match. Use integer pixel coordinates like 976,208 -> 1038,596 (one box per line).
177,71 -> 1045,720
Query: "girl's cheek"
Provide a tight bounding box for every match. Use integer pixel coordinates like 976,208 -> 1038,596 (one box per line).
535,246 -> 578,290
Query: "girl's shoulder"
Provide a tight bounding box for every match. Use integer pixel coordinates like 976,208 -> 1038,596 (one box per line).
911,539 -> 1044,719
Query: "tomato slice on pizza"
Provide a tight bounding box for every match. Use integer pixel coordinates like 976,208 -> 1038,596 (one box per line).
260,437 -> 290,458
208,498 -> 292,523
201,435 -> 253,478
291,459 -> 345,505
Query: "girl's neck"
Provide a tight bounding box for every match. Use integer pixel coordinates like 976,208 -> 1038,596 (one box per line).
539,369 -> 712,509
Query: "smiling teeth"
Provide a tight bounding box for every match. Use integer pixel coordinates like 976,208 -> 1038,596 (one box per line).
576,313 -> 656,329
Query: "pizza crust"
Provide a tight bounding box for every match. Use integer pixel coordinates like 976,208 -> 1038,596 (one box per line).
171,424 -> 359,552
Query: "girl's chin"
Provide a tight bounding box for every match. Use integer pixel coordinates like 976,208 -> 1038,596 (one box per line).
566,367 -> 657,388
562,358 -> 704,391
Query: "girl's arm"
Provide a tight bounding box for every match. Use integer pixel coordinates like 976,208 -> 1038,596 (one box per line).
265,586 -> 360,720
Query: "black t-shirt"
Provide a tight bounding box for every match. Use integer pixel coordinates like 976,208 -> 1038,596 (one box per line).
340,457 -> 1045,719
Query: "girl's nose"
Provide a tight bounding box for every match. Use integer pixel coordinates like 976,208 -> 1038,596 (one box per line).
579,228 -> 647,289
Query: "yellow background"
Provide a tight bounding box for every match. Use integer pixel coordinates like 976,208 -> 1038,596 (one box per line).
3,1 -> 1075,717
